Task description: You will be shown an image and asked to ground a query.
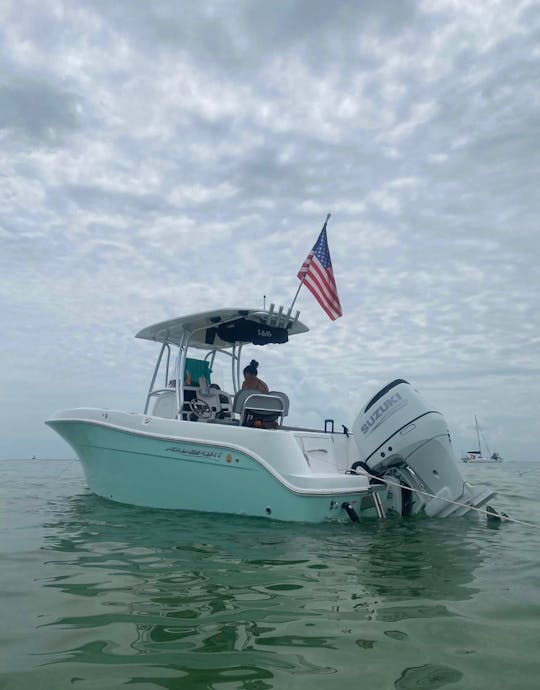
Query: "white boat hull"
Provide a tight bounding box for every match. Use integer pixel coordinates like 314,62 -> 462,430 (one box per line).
46,408 -> 383,523
462,455 -> 503,463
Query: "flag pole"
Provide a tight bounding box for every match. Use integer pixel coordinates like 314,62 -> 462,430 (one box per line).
288,213 -> 331,314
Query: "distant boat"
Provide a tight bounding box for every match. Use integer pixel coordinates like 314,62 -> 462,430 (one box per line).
461,416 -> 503,463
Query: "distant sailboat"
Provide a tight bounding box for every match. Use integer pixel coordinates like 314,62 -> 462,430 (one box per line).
461,416 -> 503,463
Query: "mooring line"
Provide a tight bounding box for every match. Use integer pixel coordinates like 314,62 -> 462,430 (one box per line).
518,465 -> 540,477
54,458 -> 78,481
308,452 -> 539,528
361,470 -> 540,529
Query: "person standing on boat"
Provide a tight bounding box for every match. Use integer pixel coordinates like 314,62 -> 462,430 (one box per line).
242,360 -> 269,393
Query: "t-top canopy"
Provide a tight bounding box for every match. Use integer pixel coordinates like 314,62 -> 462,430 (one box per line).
135,307 -> 309,349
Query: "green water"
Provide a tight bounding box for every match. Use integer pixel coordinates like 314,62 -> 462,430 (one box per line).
1,459 -> 539,689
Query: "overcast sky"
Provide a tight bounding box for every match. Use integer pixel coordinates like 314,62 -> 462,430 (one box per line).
1,0 -> 539,461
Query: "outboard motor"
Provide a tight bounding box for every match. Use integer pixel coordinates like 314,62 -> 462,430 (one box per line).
352,380 -> 494,517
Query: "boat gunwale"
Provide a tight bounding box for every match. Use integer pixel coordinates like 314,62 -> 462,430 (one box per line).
45,412 -> 374,498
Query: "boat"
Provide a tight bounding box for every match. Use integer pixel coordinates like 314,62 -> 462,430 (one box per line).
46,306 -> 495,523
461,416 -> 503,463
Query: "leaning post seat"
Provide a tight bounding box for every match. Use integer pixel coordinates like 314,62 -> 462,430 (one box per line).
233,390 -> 289,427
268,391 -> 290,417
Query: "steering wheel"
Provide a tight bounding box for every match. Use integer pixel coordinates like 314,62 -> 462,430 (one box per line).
189,398 -> 212,419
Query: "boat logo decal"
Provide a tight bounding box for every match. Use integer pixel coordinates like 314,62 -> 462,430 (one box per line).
360,393 -> 408,435
166,445 -> 223,460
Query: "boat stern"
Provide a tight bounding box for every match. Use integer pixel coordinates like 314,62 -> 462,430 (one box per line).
353,380 -> 495,517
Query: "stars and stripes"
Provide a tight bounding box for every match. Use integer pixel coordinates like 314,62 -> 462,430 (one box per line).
297,218 -> 342,320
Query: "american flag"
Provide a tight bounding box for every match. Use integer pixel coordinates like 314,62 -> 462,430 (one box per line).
297,219 -> 343,320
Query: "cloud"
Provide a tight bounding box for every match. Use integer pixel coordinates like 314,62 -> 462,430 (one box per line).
1,0 -> 539,462
0,81 -> 80,142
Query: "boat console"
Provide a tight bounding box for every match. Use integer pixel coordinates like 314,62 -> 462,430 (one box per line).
151,378 -> 233,422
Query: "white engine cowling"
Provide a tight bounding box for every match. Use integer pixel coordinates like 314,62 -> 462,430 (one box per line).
352,380 -> 494,517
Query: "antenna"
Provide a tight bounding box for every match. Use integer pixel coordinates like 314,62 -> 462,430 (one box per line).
263,294 -> 266,309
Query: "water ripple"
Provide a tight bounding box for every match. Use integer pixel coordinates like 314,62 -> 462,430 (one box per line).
2,459 -> 540,688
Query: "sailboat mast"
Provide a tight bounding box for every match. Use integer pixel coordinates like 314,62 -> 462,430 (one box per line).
475,415 -> 481,454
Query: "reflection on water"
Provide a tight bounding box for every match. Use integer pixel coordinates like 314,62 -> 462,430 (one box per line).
395,664 -> 463,689
32,491 -> 488,688
3,459 -> 540,689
